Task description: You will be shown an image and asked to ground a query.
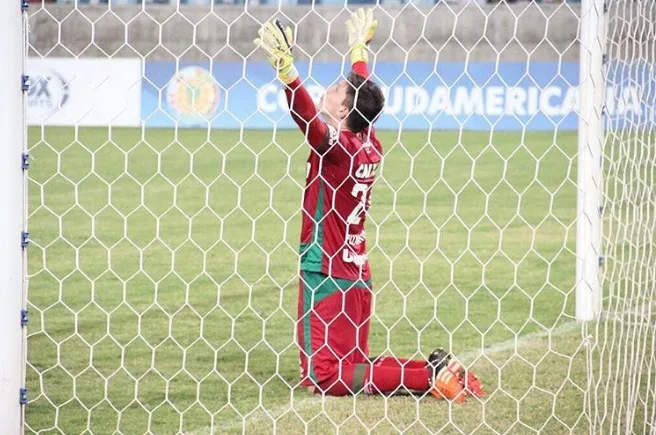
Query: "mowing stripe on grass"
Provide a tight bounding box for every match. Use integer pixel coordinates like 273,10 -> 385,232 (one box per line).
458,320 -> 583,361
187,320 -> 583,435
185,396 -> 325,435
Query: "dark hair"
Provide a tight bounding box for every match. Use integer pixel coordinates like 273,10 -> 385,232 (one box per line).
343,72 -> 386,133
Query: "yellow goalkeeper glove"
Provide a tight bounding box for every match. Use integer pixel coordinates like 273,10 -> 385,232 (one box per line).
254,20 -> 298,85
346,8 -> 378,65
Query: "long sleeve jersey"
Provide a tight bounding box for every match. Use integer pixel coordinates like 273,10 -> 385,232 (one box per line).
285,62 -> 383,282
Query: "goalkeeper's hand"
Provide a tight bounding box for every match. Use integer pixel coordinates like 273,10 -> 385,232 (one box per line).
346,8 -> 378,65
254,20 -> 298,85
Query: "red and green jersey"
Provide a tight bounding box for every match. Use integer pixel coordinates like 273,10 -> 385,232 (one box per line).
284,63 -> 382,282
300,126 -> 382,281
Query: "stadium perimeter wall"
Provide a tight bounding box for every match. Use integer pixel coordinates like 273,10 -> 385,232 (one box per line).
26,3 -> 656,130
28,3 -> 654,63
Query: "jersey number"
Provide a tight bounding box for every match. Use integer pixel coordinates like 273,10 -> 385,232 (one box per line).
347,183 -> 370,225
307,163 -> 371,225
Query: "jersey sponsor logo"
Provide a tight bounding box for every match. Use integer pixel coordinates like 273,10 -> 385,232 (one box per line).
345,231 -> 366,246
342,249 -> 368,266
362,140 -> 373,154
355,163 -> 379,179
327,124 -> 339,147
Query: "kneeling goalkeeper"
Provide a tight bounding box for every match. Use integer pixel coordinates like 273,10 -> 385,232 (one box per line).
255,9 -> 483,402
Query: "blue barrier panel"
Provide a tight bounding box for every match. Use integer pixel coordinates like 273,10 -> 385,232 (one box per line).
141,60 -> 652,130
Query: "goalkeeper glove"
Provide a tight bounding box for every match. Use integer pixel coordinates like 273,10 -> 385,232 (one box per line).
254,20 -> 298,85
346,8 -> 378,65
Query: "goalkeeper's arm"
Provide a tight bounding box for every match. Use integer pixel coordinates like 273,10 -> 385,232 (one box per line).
281,7 -> 379,148
254,20 -> 330,151
347,8 -> 378,79
254,10 -> 378,149
284,80 -> 332,152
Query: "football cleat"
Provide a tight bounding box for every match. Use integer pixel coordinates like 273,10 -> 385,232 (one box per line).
447,358 -> 485,399
427,347 -> 452,377
430,365 -> 465,403
462,370 -> 485,399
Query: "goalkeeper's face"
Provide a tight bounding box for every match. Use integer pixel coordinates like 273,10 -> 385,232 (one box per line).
318,80 -> 350,125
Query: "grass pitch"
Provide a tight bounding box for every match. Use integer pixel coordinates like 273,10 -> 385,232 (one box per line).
25,126 -> 594,434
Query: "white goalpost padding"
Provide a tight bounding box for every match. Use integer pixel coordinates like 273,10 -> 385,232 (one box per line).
575,0 -> 606,322
0,1 -> 28,434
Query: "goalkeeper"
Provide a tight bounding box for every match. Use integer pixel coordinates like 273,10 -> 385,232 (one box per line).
255,9 -> 484,402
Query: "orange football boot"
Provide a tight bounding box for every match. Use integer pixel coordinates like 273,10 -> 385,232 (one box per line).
430,366 -> 465,403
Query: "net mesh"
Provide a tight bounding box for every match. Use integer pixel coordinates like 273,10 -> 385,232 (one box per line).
593,2 -> 656,433
21,1 -> 655,434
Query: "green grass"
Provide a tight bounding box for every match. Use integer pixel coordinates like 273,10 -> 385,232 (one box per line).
24,126 -> 601,434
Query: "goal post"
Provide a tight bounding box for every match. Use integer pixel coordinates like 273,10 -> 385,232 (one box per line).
575,0 -> 606,322
0,1 -> 28,434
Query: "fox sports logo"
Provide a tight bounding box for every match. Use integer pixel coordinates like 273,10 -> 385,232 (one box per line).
27,69 -> 69,120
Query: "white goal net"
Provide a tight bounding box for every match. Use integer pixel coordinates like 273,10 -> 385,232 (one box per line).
593,1 -> 656,433
14,0 -> 655,434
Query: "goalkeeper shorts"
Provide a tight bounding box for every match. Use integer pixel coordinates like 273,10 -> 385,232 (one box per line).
297,270 -> 373,390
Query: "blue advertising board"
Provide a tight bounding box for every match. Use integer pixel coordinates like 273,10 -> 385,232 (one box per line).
141,60 -> 653,131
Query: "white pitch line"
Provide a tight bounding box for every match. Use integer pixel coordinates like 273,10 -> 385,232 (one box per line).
459,320 -> 583,361
186,321 -> 582,435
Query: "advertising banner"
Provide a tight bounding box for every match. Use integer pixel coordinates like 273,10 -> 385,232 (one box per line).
142,60 -> 653,131
26,58 -> 142,127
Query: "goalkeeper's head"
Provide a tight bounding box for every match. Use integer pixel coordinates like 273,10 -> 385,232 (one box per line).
319,72 -> 385,133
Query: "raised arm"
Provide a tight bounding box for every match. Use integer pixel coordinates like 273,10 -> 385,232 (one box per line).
286,7 -> 380,149
284,79 -> 331,151
255,20 -> 331,151
254,11 -> 378,149
346,8 -> 378,79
